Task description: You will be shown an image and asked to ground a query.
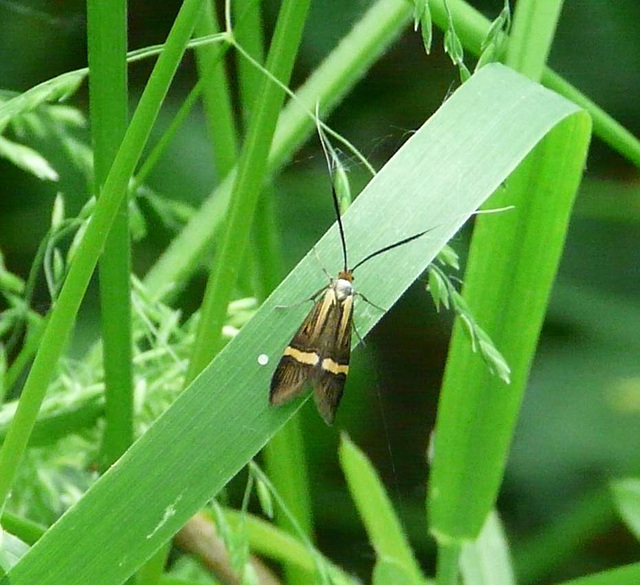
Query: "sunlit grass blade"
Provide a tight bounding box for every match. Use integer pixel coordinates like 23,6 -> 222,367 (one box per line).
5,64 -> 582,585
460,512 -> 515,585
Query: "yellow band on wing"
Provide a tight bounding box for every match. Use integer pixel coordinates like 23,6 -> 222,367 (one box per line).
284,346 -> 320,366
321,358 -> 349,375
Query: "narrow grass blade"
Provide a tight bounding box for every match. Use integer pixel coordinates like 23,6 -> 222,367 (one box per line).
5,64 -> 582,585
339,435 -> 423,584
87,0 -> 134,470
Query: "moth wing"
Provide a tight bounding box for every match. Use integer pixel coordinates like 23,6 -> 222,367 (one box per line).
313,372 -> 347,425
269,292 -> 329,406
313,295 -> 353,425
269,354 -> 313,406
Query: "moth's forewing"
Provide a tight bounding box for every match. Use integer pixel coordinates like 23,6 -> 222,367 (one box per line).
270,286 -> 354,425
269,352 -> 313,406
269,288 -> 331,406
313,294 -> 353,425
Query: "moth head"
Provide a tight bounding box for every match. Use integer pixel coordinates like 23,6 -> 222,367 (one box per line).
334,271 -> 354,301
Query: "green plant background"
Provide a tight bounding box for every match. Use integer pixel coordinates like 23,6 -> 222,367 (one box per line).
0,1 -> 639,585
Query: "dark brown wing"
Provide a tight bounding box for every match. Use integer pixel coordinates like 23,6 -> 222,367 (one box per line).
312,294 -> 353,425
269,353 -> 313,406
269,288 -> 332,406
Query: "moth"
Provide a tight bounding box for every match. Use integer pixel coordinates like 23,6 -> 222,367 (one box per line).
269,139 -> 431,424
269,229 -> 429,425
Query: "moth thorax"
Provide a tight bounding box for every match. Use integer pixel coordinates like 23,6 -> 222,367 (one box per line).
334,277 -> 354,301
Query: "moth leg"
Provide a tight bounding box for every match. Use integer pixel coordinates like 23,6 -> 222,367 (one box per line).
311,246 -> 333,282
275,286 -> 325,311
352,319 -> 366,348
355,292 -> 385,313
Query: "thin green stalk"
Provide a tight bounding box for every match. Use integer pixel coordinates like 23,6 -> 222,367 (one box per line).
503,0 -> 564,79
234,0 -> 267,298
251,193 -> 284,302
543,70 -> 640,168
234,0 -> 265,125
0,511 -> 46,546
194,1 -> 238,179
133,77 -> 205,191
262,417 -> 314,585
4,217 -> 83,388
193,4 -> 256,299
244,5 -> 314,561
87,0 -> 134,470
185,0 -> 311,382
436,543 -> 461,585
4,321 -> 44,392
0,0 -> 206,512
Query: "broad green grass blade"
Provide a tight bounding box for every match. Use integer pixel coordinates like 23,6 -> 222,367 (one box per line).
339,435 -> 423,584
554,563 -> 640,585
5,64 -> 582,585
460,512 -> 515,585
611,478 -> 640,542
428,106 -> 591,541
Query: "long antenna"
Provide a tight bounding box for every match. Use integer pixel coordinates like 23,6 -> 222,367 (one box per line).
316,105 -> 349,272
350,205 -> 515,273
351,228 -> 434,272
